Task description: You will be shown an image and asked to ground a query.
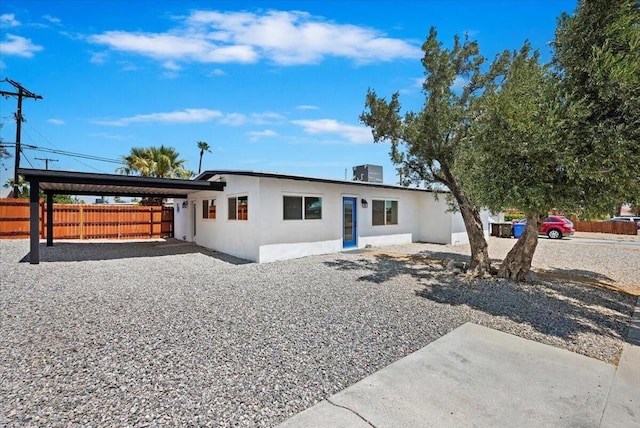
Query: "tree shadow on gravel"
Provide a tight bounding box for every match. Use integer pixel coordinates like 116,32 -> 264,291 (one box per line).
325,252 -> 634,342
19,240 -> 251,265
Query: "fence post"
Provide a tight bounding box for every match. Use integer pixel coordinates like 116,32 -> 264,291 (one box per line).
79,205 -> 84,239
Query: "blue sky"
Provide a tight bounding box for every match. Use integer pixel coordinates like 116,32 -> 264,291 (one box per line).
1,0 -> 576,185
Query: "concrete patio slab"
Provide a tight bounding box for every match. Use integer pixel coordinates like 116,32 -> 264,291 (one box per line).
279,323 -> 629,427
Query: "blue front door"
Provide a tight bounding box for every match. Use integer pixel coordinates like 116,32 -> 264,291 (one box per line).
343,197 -> 357,248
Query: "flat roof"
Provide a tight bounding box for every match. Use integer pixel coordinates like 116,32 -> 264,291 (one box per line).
196,170 -> 436,193
18,168 -> 225,198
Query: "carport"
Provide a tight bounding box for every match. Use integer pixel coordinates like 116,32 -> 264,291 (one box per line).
18,168 -> 225,264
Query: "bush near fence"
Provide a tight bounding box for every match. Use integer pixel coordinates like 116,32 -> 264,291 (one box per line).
0,198 -> 173,239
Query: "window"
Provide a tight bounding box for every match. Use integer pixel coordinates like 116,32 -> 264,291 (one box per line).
372,200 -> 398,226
283,196 -> 322,220
228,196 -> 248,220
202,199 -> 216,219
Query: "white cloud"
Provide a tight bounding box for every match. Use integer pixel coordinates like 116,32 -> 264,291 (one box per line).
248,129 -> 278,141
119,62 -> 138,72
93,108 -> 287,128
292,119 -> 372,144
209,68 -> 227,76
188,10 -> 420,65
1,13 -> 20,27
42,15 -> 61,25
295,104 -> 319,110
47,118 -> 65,125
251,111 -> 285,124
0,34 -> 43,58
219,113 -> 247,126
90,31 -> 258,64
88,10 -> 420,68
94,108 -> 223,126
162,60 -> 182,71
88,132 -> 131,141
90,51 -> 108,64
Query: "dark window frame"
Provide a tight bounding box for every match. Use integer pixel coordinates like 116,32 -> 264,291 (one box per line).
202,199 -> 216,220
228,195 -> 248,221
283,195 -> 322,221
372,199 -> 398,226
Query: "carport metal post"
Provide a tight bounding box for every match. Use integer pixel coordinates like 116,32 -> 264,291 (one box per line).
46,191 -> 54,247
29,179 -> 40,264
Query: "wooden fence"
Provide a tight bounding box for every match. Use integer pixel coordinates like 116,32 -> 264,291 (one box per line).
573,220 -> 637,235
0,198 -> 173,240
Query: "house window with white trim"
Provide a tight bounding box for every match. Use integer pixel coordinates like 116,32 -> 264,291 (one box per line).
202,199 -> 216,219
372,200 -> 398,225
228,196 -> 248,220
283,196 -> 322,220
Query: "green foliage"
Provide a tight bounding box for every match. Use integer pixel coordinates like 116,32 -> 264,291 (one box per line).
0,144 -> 10,161
52,194 -> 75,204
458,43 -> 587,216
504,214 -> 525,222
553,0 -> 640,210
117,145 -> 192,179
361,27 -> 507,193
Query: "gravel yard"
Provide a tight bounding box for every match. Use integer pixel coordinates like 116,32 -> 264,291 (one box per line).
1,237 -> 637,426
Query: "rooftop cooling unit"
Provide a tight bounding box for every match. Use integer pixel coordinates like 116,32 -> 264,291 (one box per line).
352,164 -> 383,183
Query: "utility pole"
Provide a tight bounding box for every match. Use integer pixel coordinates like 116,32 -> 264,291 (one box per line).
0,78 -> 43,197
35,157 -> 58,170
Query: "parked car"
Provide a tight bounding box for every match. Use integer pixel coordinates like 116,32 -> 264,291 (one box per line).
513,216 -> 576,239
606,216 -> 640,230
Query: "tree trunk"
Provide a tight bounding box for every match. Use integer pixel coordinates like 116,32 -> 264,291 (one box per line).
498,212 -> 540,281
443,168 -> 492,277
198,151 -> 204,174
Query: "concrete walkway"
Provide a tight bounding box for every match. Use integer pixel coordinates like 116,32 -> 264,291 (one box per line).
279,301 -> 640,427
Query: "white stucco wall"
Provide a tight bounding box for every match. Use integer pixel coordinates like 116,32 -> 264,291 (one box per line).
173,200 -> 189,241
254,177 -> 424,262
189,175 -> 261,262
185,174 -> 475,263
418,194 -> 453,244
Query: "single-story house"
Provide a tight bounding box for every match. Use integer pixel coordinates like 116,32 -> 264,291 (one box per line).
175,170 -> 490,263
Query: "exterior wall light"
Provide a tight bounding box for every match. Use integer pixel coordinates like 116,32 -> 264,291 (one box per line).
361,198 -> 368,208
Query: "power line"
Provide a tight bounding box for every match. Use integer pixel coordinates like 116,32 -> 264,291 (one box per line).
2,142 -> 124,164
21,149 -> 34,168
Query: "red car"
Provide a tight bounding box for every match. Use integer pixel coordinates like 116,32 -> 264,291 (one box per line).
514,216 -> 575,239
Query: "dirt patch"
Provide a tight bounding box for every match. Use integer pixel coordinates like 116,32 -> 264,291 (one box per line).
534,270 -> 640,297
363,249 -> 640,297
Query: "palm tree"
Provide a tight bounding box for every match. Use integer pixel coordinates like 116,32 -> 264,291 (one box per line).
3,175 -> 29,198
117,145 -> 192,179
197,141 -> 211,174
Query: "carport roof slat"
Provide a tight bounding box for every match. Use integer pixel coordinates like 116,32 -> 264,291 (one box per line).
18,168 -> 224,197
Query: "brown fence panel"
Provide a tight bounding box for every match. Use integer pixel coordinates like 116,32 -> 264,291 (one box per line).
1,199 -> 174,239
574,220 -> 637,235
0,199 -> 30,238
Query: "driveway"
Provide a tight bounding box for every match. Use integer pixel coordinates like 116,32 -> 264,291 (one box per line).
0,238 -> 637,426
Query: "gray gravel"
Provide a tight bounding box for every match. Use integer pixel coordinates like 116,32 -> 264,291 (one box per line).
0,238 -> 636,426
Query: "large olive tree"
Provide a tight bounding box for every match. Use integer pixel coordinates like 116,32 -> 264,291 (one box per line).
361,27 -> 508,276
